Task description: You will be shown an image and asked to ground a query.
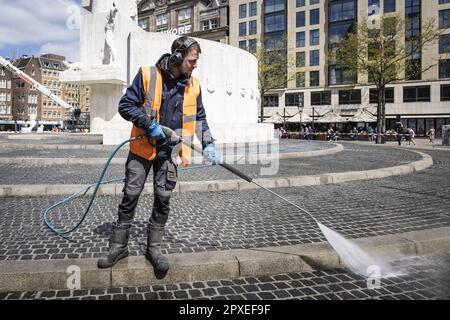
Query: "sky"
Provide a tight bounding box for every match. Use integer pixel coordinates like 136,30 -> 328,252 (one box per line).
0,0 -> 83,62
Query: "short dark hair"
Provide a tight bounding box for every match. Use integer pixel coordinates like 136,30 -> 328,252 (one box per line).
171,36 -> 202,55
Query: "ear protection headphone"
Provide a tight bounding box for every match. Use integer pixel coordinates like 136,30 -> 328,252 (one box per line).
169,37 -> 198,67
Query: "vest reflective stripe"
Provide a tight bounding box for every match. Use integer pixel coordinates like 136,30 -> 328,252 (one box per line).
128,66 -> 199,167
180,78 -> 199,167
143,67 -> 158,117
184,115 -> 197,123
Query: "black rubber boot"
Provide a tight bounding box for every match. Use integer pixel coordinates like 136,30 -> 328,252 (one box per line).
145,224 -> 169,279
97,224 -> 130,269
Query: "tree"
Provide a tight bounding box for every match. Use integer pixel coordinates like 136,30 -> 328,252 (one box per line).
245,36 -> 296,123
331,14 -> 443,144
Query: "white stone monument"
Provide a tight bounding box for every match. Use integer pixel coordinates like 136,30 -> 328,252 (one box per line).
61,0 -> 274,145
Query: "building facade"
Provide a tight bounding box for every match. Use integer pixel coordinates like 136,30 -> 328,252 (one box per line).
137,0 -> 230,43
0,63 -> 13,124
230,0 -> 450,136
9,54 -> 91,128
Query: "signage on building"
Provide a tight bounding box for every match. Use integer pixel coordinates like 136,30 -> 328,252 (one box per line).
160,25 -> 192,35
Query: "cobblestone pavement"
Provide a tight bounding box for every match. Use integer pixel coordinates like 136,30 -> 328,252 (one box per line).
0,143 -> 421,184
0,148 -> 448,261
2,253 -> 449,300
0,139 -> 333,158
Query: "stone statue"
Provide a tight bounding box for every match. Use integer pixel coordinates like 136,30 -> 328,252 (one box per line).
102,2 -> 118,65
63,61 -> 85,72
83,0 -> 138,20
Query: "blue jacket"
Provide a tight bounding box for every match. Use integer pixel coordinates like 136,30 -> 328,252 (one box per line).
118,54 -> 214,153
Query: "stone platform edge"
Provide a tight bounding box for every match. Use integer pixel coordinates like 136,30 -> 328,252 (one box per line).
0,226 -> 449,293
0,149 -> 432,197
0,143 -> 343,165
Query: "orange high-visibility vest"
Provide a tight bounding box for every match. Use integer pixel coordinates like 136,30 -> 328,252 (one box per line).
129,66 -> 199,167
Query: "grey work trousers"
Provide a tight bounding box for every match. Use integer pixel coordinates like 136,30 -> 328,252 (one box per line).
117,152 -> 178,229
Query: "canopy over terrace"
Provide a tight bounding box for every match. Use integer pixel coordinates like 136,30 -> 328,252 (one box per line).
263,113 -> 284,124
315,111 -> 347,123
285,112 -> 313,123
350,108 -> 377,123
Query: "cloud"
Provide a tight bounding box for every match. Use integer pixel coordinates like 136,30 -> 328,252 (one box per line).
0,0 -> 81,60
40,41 -> 80,62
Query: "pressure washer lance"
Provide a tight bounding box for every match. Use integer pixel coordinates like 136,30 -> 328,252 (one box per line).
160,126 -> 320,225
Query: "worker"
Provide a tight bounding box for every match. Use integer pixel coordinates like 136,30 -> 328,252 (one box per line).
97,36 -> 222,279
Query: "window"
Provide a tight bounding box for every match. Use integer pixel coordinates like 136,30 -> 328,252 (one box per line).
202,19 -> 219,30
368,0 -> 379,16
309,50 -> 319,66
440,10 -> 450,29
440,59 -> 450,78
310,70 -> 320,86
249,20 -> 257,35
328,65 -> 357,85
311,91 -> 331,105
265,0 -> 285,14
339,89 -> 361,104
264,32 -> 286,50
310,29 -> 319,45
384,0 -> 396,13
156,14 -> 168,26
441,84 -> 450,101
328,21 -> 354,50
296,0 -> 305,7
178,8 -> 191,21
296,11 -> 305,27
406,0 -> 421,15
0,68 -> 5,76
248,39 -> 257,53
296,31 -> 305,47
285,93 -> 304,107
265,13 -> 285,33
310,0 -> 319,4
264,95 -> 279,107
239,22 -> 247,36
239,40 -> 247,49
440,34 -> 450,54
296,52 -> 305,67
405,59 -> 422,80
370,88 -> 395,104
239,4 -> 247,19
138,18 -> 149,30
403,86 -> 430,102
329,0 -> 356,23
310,9 -> 320,25
296,72 -> 305,87
250,2 -> 257,16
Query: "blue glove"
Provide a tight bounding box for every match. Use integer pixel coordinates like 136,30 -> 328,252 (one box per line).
204,144 -> 222,165
145,119 -> 166,141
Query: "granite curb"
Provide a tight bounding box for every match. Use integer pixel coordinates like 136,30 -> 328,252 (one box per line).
1,226 -> 449,293
0,149 -> 433,197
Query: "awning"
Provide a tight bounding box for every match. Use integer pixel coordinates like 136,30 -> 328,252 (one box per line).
285,112 -> 313,123
315,111 -> 347,123
350,109 -> 377,122
263,114 -> 284,124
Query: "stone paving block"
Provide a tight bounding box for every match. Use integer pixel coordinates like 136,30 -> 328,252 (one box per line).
112,251 -> 239,288
0,259 -> 109,292
233,249 -> 312,277
288,176 -> 320,187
